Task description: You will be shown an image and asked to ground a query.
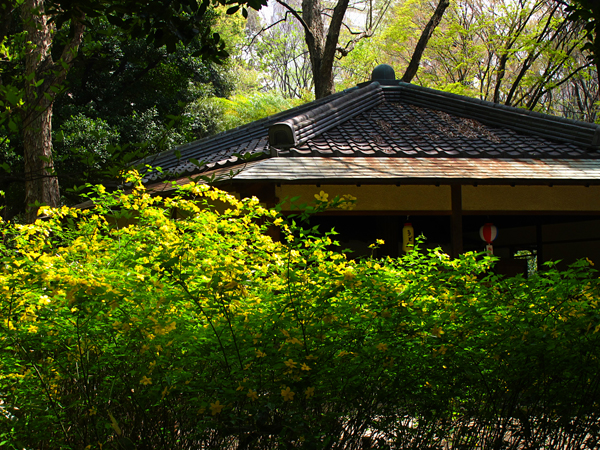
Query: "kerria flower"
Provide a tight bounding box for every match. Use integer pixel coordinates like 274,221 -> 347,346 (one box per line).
210,400 -> 224,415
376,343 -> 388,352
314,191 -> 329,202
281,387 -> 295,401
284,359 -> 297,369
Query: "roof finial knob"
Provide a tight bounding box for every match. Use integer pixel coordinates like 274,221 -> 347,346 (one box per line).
371,64 -> 395,82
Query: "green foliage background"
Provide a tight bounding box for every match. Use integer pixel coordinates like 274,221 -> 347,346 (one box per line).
1,179 -> 600,449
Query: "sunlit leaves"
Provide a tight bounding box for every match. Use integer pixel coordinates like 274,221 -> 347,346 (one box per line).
1,179 -> 600,448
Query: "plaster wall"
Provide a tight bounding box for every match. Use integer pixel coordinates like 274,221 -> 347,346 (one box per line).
274,184 -> 600,212
463,185 -> 600,211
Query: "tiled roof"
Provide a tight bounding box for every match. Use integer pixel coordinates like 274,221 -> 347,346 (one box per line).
138,81 -> 600,184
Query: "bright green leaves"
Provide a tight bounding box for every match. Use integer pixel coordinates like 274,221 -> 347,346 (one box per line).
1,179 -> 600,448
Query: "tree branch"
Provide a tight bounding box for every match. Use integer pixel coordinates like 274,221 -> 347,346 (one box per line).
246,15 -> 290,47
275,0 -> 314,41
401,0 -> 450,83
323,0 -> 351,67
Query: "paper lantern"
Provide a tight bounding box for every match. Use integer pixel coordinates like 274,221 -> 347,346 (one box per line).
479,223 -> 497,244
479,223 -> 497,256
402,222 -> 414,252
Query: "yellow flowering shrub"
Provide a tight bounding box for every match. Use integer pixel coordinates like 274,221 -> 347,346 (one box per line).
1,176 -> 600,449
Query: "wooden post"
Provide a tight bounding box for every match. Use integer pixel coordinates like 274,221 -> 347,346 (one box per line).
451,185 -> 463,258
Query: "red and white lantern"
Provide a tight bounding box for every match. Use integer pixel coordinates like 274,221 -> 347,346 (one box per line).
479,223 -> 497,255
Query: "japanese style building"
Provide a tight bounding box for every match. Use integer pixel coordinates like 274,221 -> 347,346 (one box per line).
140,65 -> 600,274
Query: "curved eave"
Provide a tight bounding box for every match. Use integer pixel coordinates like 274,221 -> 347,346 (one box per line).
145,156 -> 600,194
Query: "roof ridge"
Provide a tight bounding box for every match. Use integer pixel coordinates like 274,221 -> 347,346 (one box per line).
394,82 -> 600,151
269,82 -> 384,150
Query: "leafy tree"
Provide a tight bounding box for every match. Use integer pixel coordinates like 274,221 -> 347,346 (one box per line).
190,90 -> 309,133
0,0 -> 266,223
564,0 -> 600,77
340,0 -> 596,121
245,1 -> 314,98
400,0 -> 450,83
51,18 -> 236,196
251,0 -> 392,99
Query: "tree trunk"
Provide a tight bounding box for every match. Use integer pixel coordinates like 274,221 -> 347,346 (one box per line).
21,0 -> 60,222
301,0 -> 350,99
20,0 -> 84,222
302,0 -> 329,99
400,0 -> 450,83
22,99 -> 59,222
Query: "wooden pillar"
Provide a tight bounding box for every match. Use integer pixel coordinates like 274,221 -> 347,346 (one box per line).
451,185 -> 463,258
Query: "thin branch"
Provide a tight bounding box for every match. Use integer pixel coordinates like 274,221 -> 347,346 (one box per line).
246,14 -> 291,48
275,0 -> 314,41
336,31 -> 370,58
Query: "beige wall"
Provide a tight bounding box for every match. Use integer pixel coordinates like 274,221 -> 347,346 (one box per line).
462,185 -> 600,211
274,184 -> 600,213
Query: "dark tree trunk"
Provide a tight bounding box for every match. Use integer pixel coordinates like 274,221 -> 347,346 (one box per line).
301,0 -> 350,99
401,0 -> 450,83
20,0 -> 84,222
22,0 -> 60,222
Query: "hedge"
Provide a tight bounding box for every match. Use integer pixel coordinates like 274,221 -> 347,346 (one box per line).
1,174 -> 599,449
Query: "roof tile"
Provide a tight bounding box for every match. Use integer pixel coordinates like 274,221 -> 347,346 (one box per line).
139,82 -> 600,183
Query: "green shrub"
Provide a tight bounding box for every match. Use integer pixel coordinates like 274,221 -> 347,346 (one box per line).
1,176 -> 599,449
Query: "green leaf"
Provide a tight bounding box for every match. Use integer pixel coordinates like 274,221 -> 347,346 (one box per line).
5,88 -> 20,106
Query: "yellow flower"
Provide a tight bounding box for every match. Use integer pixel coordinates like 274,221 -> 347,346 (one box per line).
284,359 -> 297,369
305,387 -> 315,399
140,376 -> 152,385
376,239 -> 385,245
376,343 -> 388,352
314,191 -> 329,202
300,363 -> 311,371
256,349 -> 266,358
247,389 -> 258,401
339,194 -> 357,210
210,400 -> 224,415
281,386 -> 295,401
